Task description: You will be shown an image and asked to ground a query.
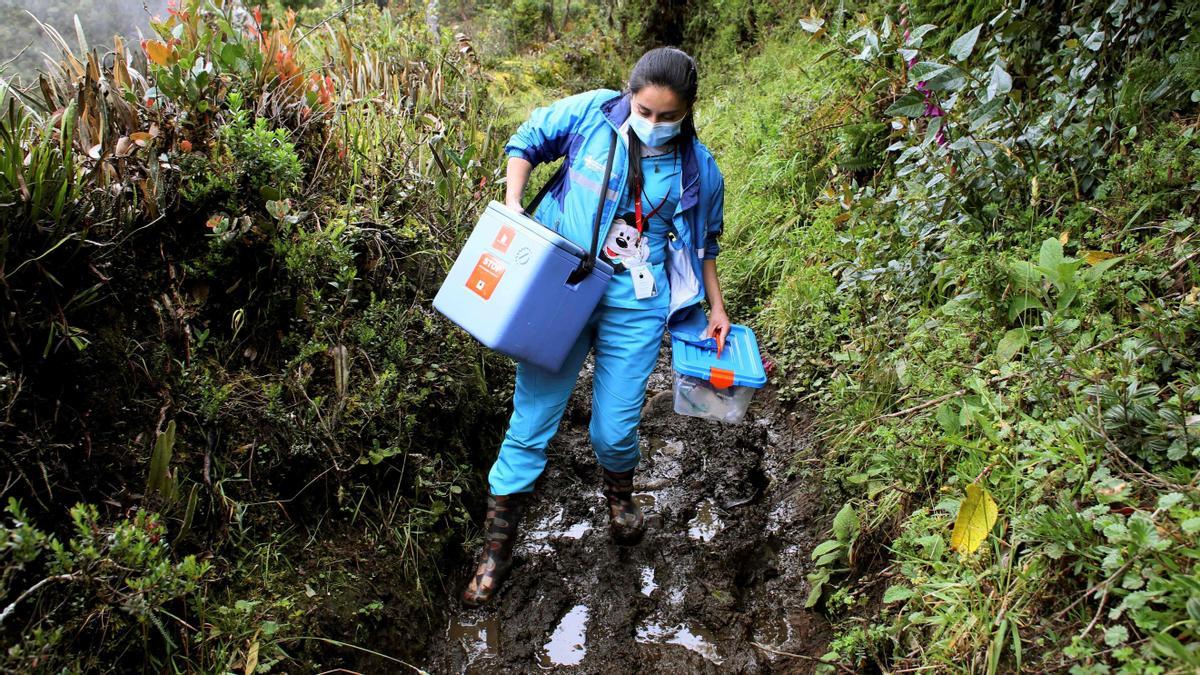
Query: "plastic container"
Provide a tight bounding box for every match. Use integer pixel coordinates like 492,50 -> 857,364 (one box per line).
671,324 -> 767,424
434,201 -> 614,372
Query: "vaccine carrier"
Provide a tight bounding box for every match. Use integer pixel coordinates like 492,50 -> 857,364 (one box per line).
433,201 -> 614,371
434,130 -> 619,372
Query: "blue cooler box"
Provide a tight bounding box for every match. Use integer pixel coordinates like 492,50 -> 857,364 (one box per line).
672,324 -> 767,424
434,201 -> 614,372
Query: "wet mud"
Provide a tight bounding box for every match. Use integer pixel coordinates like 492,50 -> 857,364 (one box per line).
425,346 -> 832,673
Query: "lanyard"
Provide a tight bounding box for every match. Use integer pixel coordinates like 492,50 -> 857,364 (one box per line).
634,185 -> 670,236
632,151 -> 678,235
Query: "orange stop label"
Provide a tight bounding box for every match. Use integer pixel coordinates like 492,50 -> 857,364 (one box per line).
466,253 -> 505,300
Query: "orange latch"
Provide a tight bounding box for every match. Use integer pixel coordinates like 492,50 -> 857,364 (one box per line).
710,367 -> 735,390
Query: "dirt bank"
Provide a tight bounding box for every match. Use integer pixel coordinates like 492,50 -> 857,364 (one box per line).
424,342 -> 834,673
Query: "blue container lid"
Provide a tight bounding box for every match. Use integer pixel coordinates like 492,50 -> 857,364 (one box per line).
671,323 -> 767,389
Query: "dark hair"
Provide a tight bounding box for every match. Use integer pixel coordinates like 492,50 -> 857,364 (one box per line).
627,46 -> 699,142
625,47 -> 698,200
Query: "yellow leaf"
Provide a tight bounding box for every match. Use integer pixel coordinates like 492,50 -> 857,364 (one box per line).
1059,230 -> 1070,244
244,639 -> 259,675
1083,250 -> 1118,265
950,484 -> 998,556
144,40 -> 175,67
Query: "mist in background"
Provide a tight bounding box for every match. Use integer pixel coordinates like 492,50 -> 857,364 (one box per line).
0,0 -> 171,79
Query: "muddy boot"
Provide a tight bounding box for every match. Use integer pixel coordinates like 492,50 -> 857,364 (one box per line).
462,491 -> 530,608
602,467 -> 645,546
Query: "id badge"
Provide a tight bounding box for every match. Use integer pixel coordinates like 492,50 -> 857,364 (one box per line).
630,263 -> 657,300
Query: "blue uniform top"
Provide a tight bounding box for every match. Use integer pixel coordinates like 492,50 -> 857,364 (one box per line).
601,144 -> 680,308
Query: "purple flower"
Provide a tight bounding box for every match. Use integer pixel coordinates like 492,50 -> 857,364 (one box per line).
915,80 -> 929,94
904,28 -> 911,41
908,55 -> 918,67
935,129 -> 948,146
924,102 -> 945,117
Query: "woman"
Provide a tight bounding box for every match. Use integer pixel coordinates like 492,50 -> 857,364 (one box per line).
463,47 -> 729,607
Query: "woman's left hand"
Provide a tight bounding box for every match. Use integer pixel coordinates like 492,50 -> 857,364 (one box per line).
704,306 -> 732,345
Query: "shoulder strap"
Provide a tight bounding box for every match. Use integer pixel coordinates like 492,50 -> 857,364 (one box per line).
524,160 -> 565,215
523,129 -> 619,285
569,129 -> 619,283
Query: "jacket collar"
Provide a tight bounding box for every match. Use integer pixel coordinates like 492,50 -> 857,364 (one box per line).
601,92 -> 701,212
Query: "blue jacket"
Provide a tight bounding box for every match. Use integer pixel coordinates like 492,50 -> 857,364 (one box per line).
505,88 -> 725,347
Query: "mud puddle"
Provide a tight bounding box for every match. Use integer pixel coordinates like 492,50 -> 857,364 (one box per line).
427,345 -> 832,673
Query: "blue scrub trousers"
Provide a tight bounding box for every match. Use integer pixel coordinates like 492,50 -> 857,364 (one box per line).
487,302 -> 669,495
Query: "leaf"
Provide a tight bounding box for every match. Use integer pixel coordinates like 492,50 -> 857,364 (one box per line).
1082,255 -> 1124,283
220,43 -> 246,69
1056,286 -> 1079,314
885,91 -> 927,118
805,569 -> 830,608
1103,625 -> 1129,647
1007,294 -> 1045,322
882,585 -> 915,603
923,117 -> 943,147
948,24 -> 982,61
936,401 -> 961,433
1082,250 -> 1117,265
1151,634 -> 1200,665
244,638 -> 259,675
799,17 -> 825,34
815,550 -> 843,567
909,61 -> 952,82
144,39 -> 175,67
832,503 -> 860,542
996,328 -> 1029,362
147,420 -> 177,499
987,61 -> 1012,100
1039,237 -> 1064,271
1009,260 -> 1040,292
950,483 -> 998,556
811,539 -> 844,560
907,24 -> 937,44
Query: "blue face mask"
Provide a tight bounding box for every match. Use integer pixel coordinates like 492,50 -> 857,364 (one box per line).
629,110 -> 683,147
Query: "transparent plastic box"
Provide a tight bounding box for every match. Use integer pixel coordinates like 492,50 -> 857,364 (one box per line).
671,324 -> 767,424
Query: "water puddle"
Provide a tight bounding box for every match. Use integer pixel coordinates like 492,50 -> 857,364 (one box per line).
640,566 -> 658,596
634,492 -> 657,510
635,620 -> 723,664
646,435 -> 665,458
447,614 -> 499,664
753,613 -> 793,647
539,604 -> 588,668
687,499 -> 724,542
521,507 -> 592,554
667,586 -> 685,607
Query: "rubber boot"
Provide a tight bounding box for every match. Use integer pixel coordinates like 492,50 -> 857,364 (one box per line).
461,491 -> 530,608
601,467 -> 645,545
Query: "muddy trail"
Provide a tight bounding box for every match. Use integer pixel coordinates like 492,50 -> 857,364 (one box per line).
424,343 -> 834,673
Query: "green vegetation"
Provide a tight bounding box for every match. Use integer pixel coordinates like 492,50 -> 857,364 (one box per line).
0,1 -> 511,670
2,0 -> 1198,671
700,1 -> 1200,671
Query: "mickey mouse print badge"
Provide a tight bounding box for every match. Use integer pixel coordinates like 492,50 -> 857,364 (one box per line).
600,214 -> 650,273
